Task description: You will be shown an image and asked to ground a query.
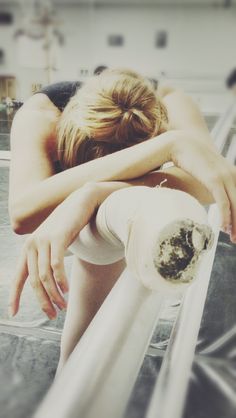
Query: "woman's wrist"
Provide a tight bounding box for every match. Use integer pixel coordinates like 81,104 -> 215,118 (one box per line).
153,130 -> 183,164
65,181 -> 130,209
59,182 -> 100,210
91,181 -> 132,206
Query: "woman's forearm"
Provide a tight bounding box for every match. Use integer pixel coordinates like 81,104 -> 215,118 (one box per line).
147,166 -> 213,204
13,162 -> 213,234
10,130 -> 177,232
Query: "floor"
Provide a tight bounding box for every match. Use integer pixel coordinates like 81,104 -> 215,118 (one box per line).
1,108 -> 236,418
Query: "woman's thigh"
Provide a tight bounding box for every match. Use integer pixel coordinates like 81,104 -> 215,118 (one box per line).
69,256 -> 126,300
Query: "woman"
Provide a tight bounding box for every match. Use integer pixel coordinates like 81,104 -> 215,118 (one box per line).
8,68 -> 236,371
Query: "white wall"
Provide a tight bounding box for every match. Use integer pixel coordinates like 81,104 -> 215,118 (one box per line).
0,3 -> 235,111
0,5 -> 49,99
58,5 -> 236,81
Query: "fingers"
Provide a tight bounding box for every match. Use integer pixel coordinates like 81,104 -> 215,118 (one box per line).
209,168 -> 236,242
28,247 -> 57,320
175,139 -> 236,239
9,252 -> 28,317
230,164 -> 236,184
223,175 -> 236,241
37,242 -> 67,310
10,235 -> 69,319
51,243 -> 69,293
195,161 -> 231,231
210,179 -> 231,232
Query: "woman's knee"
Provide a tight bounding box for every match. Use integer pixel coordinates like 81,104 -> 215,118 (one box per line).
73,256 -> 126,281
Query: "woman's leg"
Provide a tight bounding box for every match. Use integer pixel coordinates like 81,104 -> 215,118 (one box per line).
57,255 -> 126,374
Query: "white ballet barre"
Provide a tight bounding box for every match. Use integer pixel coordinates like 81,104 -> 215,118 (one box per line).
34,183 -> 213,418
36,269 -> 165,418
146,104 -> 236,418
211,101 -> 236,152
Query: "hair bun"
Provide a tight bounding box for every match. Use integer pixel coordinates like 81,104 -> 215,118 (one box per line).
117,106 -> 152,143
118,108 -> 137,142
122,108 -> 134,124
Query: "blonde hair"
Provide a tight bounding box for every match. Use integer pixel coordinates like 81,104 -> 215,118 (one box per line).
57,68 -> 168,169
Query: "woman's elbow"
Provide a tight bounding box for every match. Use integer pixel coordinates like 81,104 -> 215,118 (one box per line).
9,199 -> 51,234
13,224 -> 26,235
9,212 -> 28,235
8,202 -> 33,235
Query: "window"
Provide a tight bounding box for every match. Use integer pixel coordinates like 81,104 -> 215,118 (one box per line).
0,50 -> 5,64
155,31 -> 168,49
108,34 -> 124,47
0,12 -> 13,25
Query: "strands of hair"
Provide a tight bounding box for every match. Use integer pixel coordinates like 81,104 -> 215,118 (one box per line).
57,68 -> 168,169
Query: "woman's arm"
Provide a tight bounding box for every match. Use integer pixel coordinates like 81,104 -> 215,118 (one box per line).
12,164 -> 213,235
162,88 -> 215,142
161,88 -> 236,239
136,166 -> 213,204
8,176 -> 211,319
9,92 -> 236,239
9,94 -> 60,230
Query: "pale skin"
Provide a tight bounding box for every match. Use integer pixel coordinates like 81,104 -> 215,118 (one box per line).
8,86 -> 236,372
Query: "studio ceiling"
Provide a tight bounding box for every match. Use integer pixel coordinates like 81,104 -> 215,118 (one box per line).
1,0 -> 236,7
51,0 -> 236,6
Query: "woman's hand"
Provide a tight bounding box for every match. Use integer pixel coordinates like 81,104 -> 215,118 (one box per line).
170,132 -> 236,241
9,183 -> 103,319
9,181 -> 134,319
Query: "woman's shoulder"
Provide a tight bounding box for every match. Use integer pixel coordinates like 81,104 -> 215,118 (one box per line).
158,84 -> 176,98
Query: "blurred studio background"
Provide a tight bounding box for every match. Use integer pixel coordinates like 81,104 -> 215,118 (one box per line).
0,1 -> 236,418
0,0 -> 236,113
